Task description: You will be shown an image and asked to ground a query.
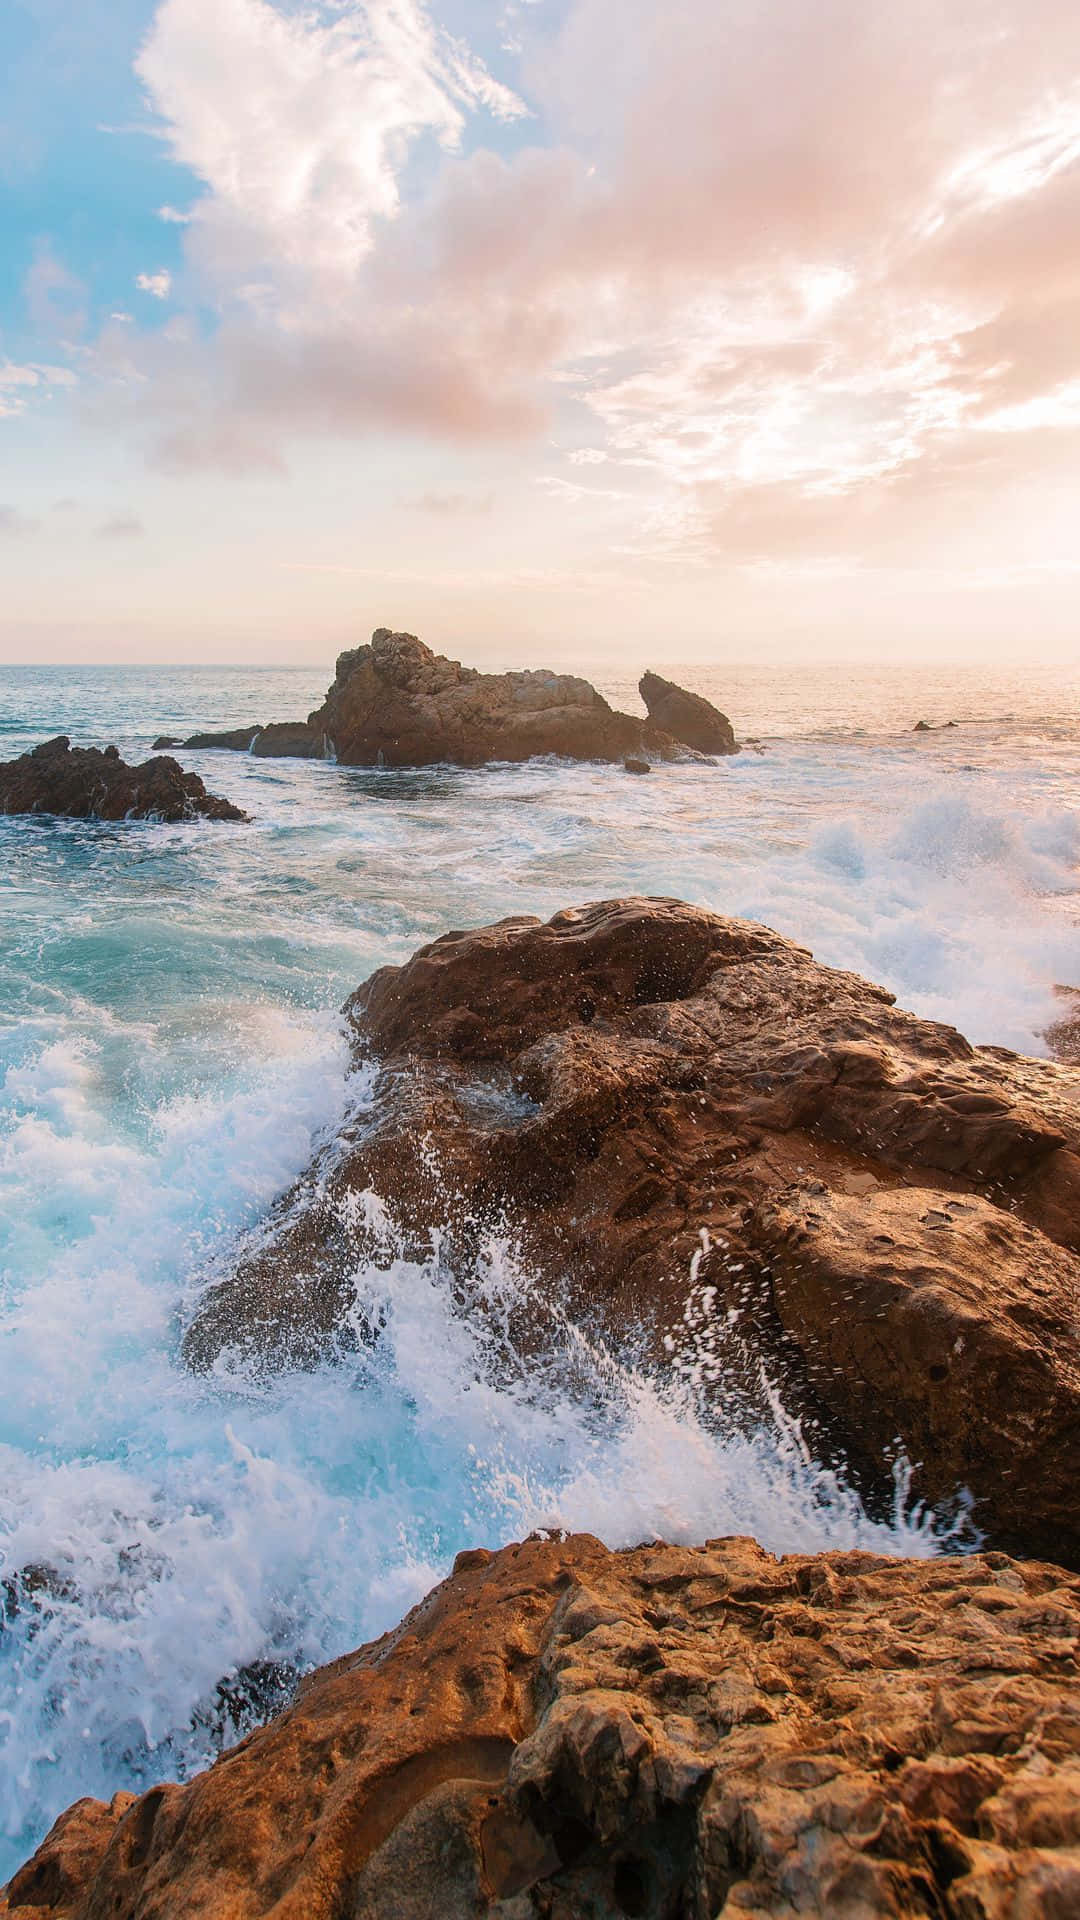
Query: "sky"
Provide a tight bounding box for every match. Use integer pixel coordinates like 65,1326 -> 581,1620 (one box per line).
2,0 -> 1080,667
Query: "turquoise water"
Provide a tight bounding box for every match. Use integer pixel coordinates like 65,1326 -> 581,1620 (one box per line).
1,660 -> 1078,1876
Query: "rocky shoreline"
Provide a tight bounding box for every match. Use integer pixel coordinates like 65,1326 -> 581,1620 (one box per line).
5,1534 -> 1080,1918
155,629 -> 738,768
4,895 -> 1080,1918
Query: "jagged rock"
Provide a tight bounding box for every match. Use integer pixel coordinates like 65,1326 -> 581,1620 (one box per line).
168,629 -> 703,769
0,738 -> 249,823
183,898 -> 1080,1562
639,671 -> 736,755
913,721 -> 959,733
5,1534 -> 1080,1919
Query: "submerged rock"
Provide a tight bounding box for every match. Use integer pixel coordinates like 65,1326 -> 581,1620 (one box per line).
639,670 -> 737,755
184,897 -> 1080,1562
0,737 -> 249,823
167,629 -> 715,768
623,756 -> 651,775
6,1533 -> 1080,1919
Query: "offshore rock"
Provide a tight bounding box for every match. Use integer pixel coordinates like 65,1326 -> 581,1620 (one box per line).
0,737 -> 249,823
639,670 -> 737,755
184,899 -> 1080,1563
307,630 -> 691,767
167,629 -> 709,768
5,1534 -> 1080,1919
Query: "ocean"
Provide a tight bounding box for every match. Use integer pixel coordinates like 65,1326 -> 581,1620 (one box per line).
1,657 -> 1078,1875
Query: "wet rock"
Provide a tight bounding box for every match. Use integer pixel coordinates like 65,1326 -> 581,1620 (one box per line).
913,720 -> 959,733
151,735 -> 182,750
639,670 -> 737,755
624,757 -> 651,775
1,1563 -> 77,1635
182,726 -> 265,751
5,1534 -> 1080,1919
182,898 -> 1080,1560
0,737 -> 249,823
192,1657 -> 300,1748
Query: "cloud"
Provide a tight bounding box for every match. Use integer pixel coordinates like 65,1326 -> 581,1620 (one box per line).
157,204 -> 192,223
1,357 -> 77,419
135,0 -> 526,287
0,504 -> 34,535
96,514 -> 145,538
136,270 -> 172,298
75,0 -> 1080,585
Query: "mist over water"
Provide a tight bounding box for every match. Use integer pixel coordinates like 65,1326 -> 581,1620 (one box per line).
1,659 -> 1078,1876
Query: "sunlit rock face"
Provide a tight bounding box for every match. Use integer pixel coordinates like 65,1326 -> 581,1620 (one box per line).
183,895 -> 1080,1566
6,1533 -> 1080,1920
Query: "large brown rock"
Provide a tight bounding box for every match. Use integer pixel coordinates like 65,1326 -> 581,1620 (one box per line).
639,670 -> 737,754
168,630 -> 706,768
6,1533 -> 1080,1919
183,898 -> 1080,1563
308,629 -> 688,767
0,737 -> 249,823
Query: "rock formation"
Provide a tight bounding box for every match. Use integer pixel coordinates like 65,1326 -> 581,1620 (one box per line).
184,898 -> 1080,1564
6,1532 -> 1080,1919
639,671 -> 737,755
162,630 -> 733,767
0,737 -> 249,824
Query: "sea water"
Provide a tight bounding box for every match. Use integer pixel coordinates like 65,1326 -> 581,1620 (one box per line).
0,658 -> 1078,1876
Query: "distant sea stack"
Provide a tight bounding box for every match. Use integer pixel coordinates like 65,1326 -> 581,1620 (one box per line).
639,669 -> 737,754
0,737 -> 249,823
164,628 -> 739,768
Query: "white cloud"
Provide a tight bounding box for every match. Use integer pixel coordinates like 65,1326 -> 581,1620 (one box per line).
79,0 -> 1080,591
0,359 -> 77,418
136,270 -> 173,298
136,0 -> 527,290
157,204 -> 192,223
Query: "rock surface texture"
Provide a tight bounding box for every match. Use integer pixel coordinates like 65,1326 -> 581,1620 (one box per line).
639,672 -> 737,755
0,737 -> 249,823
5,1533 -> 1080,1919
185,898 -> 1080,1564
165,630 -> 730,767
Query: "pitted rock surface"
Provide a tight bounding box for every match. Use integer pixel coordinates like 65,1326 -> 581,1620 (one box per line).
183,899 -> 1080,1562
5,1534 -> 1080,1919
